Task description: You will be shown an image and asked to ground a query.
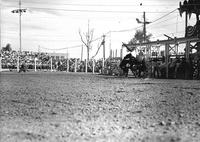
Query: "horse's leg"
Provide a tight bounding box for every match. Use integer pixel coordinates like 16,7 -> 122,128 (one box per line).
132,71 -> 136,77
156,66 -> 160,78
154,66 -> 158,78
157,67 -> 161,78
174,63 -> 180,79
129,66 -> 134,77
138,66 -> 141,78
124,68 -> 129,77
121,67 -> 126,77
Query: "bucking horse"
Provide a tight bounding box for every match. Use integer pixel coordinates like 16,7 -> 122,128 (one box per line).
119,53 -> 146,77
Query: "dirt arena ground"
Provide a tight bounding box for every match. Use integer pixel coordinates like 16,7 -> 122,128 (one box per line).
0,72 -> 200,142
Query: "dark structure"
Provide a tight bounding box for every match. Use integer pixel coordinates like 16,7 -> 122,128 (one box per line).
179,0 -> 200,79
179,0 -> 200,38
121,0 -> 200,79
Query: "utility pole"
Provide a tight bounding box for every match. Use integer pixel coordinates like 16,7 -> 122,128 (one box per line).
11,0 -> 26,71
136,11 -> 151,55
136,12 -> 151,43
0,0 -> 1,49
12,0 -> 26,52
143,12 -> 146,43
19,0 -> 22,53
0,0 -> 2,72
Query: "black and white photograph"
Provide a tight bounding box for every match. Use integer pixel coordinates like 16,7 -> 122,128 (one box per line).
0,0 -> 200,141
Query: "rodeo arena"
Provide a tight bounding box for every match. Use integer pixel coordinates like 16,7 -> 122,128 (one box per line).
1,0 -> 200,142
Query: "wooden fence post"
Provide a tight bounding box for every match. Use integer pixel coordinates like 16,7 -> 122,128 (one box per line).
67,59 -> 69,72
185,41 -> 190,79
0,55 -> 2,72
17,55 -> 20,72
165,43 -> 169,79
34,58 -> 37,72
50,57 -> 52,72
92,59 -> 95,74
85,59 -> 88,73
75,58 -> 77,73
102,58 -> 105,74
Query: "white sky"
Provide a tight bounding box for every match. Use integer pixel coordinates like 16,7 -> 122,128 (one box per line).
0,0 -> 197,59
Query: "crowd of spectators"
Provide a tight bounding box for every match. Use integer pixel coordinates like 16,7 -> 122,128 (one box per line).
0,49 -> 106,73
1,50 -> 18,69
1,50 -> 50,70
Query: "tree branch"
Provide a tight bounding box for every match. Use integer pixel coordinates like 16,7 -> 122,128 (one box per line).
79,29 -> 88,47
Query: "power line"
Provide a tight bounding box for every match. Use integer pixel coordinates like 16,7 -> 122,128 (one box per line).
3,1 -> 179,7
146,9 -> 197,29
7,6 -> 179,14
40,44 -> 82,51
110,26 -> 142,33
20,1 -> 179,7
2,5 -> 179,20
16,1 -> 200,7
1,32 -> 81,42
150,9 -> 178,24
149,18 -> 196,29
105,9 -> 179,33
22,15 -> 140,20
147,15 -> 180,27
92,9 -> 181,34
96,25 -> 143,35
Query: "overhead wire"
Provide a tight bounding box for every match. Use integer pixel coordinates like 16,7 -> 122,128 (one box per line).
150,18 -> 196,29
28,7 -> 179,14
19,0 -> 200,8
152,8 -> 178,23
2,4 -> 179,14
40,44 -> 82,51
147,15 -> 181,28
110,25 -> 143,33
22,2 -> 178,7
4,1 -> 179,7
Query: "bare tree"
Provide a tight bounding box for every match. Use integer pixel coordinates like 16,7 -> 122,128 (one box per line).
79,21 -> 94,61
